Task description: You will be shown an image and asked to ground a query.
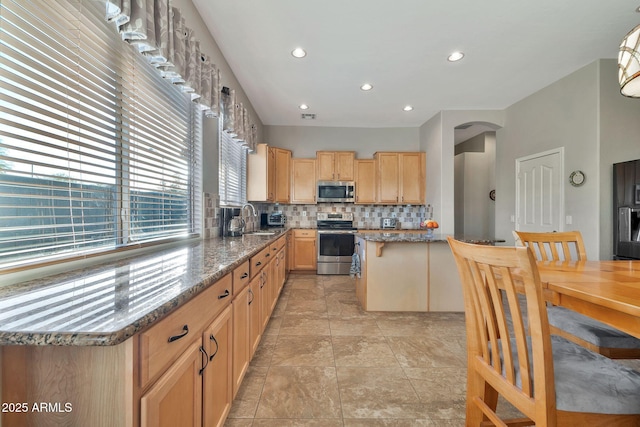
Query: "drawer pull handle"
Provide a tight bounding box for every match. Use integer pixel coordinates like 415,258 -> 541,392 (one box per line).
199,346 -> 208,375
209,335 -> 219,361
168,325 -> 189,343
218,289 -> 230,299
255,261 -> 262,267
265,253 -> 270,257
240,272 -> 249,279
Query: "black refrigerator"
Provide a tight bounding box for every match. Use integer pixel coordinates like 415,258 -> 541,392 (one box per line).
613,159 -> 640,259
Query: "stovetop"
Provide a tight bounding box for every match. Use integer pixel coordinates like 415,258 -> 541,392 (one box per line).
316,212 -> 355,230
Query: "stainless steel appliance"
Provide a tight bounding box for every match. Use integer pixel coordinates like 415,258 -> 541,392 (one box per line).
317,212 -> 356,275
317,181 -> 355,203
220,207 -> 241,237
380,217 -> 398,229
268,212 -> 286,226
614,159 -> 640,259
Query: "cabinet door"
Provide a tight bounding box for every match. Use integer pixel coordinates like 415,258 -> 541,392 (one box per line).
260,266 -> 272,331
274,148 -> 291,203
399,153 -> 425,204
335,152 -> 355,181
316,151 -> 335,180
267,147 -> 276,201
203,306 -> 233,427
355,159 -> 376,204
232,286 -> 250,397
249,276 -> 262,357
377,153 -> 399,204
291,158 -> 317,204
292,233 -> 317,271
140,340 -> 203,427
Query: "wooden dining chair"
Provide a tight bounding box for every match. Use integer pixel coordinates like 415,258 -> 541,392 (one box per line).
448,237 -> 640,427
513,230 -> 640,359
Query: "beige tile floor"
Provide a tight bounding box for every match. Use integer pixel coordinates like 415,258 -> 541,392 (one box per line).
224,273 -> 470,426
224,272 -> 640,426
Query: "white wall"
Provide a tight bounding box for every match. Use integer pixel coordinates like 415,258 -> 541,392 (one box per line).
496,61 -> 600,256
419,111 -> 504,236
455,133 -> 496,237
263,125 -> 420,158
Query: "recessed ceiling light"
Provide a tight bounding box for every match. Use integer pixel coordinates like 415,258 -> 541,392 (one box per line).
360,83 -> 373,91
299,104 -> 309,110
447,51 -> 465,62
291,48 -> 307,58
636,5 -> 640,12
403,105 -> 413,112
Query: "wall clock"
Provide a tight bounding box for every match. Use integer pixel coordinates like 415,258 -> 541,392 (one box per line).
569,170 -> 585,187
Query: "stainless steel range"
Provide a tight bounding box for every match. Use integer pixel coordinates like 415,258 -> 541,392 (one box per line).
316,212 -> 357,275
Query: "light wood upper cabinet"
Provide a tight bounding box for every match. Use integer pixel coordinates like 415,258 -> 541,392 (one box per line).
375,152 -> 425,205
248,143 -> 291,203
291,158 -> 316,204
376,152 -> 400,204
316,151 -> 355,181
355,159 -> 376,204
399,152 -> 426,204
274,148 -> 291,203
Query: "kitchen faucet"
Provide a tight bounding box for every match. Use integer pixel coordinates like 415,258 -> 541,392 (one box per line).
241,203 -> 257,232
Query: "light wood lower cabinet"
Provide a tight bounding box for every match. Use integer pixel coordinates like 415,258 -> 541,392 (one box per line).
291,229 -> 317,271
232,284 -> 251,397
0,238 -> 289,427
141,340 -> 203,427
202,306 -> 233,427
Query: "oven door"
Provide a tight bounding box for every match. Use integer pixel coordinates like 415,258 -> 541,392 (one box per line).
317,232 -> 356,263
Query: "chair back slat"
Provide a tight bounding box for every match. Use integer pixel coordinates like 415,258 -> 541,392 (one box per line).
514,231 -> 587,262
448,237 -> 556,422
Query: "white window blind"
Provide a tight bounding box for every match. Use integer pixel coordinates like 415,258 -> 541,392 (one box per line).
218,126 -> 247,207
0,0 -> 202,268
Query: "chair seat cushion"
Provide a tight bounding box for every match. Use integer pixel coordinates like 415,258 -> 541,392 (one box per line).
550,336 -> 640,414
503,336 -> 640,414
548,306 -> 640,349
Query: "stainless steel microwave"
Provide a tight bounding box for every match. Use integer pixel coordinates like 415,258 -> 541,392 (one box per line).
317,181 -> 355,203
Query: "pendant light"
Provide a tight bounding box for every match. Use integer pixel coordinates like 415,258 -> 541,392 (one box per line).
619,24 -> 640,97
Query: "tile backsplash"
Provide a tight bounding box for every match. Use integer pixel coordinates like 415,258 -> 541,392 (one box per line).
205,197 -> 428,239
257,203 -> 427,229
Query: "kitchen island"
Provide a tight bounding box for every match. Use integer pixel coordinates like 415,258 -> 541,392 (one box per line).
353,232 -> 504,312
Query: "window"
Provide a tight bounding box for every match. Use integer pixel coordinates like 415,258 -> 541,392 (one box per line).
0,0 -> 202,269
218,124 -> 247,207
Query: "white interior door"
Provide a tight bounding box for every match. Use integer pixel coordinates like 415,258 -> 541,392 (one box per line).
516,148 -> 564,232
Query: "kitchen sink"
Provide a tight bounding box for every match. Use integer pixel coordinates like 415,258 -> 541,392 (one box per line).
246,231 -> 277,236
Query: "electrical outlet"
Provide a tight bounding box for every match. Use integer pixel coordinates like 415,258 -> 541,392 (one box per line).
365,211 -> 369,218
302,211 -> 307,216
566,215 -> 572,225
391,212 -> 397,218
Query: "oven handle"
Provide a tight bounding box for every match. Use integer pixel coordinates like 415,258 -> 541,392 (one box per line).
317,230 -> 357,234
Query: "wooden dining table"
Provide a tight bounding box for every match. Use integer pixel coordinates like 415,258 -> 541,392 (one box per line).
536,260 -> 640,339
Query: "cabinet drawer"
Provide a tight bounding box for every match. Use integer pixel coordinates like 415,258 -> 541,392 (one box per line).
233,260 -> 250,295
269,235 -> 287,255
138,273 -> 233,389
294,229 -> 316,238
250,246 -> 271,278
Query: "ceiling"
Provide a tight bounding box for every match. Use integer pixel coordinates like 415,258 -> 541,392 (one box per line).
193,0 -> 639,129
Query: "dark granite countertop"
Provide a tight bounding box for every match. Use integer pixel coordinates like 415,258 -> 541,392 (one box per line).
0,229 -> 288,347
355,232 -> 505,244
